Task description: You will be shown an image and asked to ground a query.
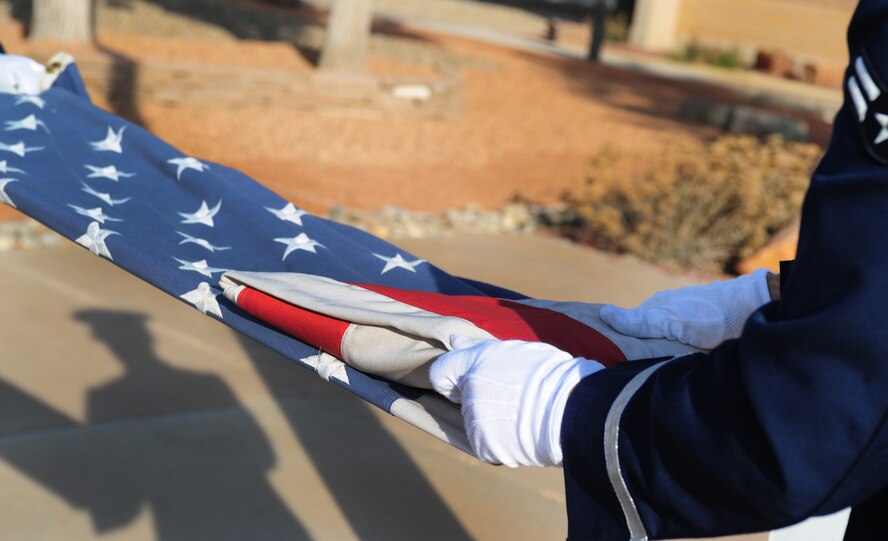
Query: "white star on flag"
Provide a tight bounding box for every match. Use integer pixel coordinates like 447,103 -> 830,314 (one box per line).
0,141 -> 43,157
90,126 -> 126,153
0,161 -> 24,175
178,200 -> 221,227
4,114 -> 49,132
84,164 -> 135,182
14,95 -> 44,109
875,113 -> 888,145
76,221 -> 119,260
0,178 -> 18,208
176,231 -> 230,252
373,253 -> 426,274
168,156 -> 209,180
173,258 -> 228,278
300,354 -> 350,385
179,282 -> 223,318
274,233 -> 325,260
68,204 -> 123,224
266,202 -> 308,226
81,183 -> 131,206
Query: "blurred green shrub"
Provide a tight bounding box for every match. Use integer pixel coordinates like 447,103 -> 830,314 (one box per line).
560,135 -> 821,272
604,13 -> 629,43
674,40 -> 744,69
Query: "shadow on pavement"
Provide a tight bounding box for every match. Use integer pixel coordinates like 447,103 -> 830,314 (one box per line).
234,331 -> 475,541
0,309 -> 310,541
0,307 -> 474,540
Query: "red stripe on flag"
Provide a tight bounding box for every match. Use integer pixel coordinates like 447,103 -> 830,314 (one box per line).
237,286 -> 349,359
355,284 -> 627,366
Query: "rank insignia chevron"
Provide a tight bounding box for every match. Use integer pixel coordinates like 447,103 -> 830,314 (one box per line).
848,51 -> 888,164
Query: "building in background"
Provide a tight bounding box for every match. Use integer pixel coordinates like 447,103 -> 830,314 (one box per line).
628,0 -> 855,86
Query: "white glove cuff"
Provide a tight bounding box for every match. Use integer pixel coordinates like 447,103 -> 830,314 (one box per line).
748,268 -> 773,307
538,359 -> 605,466
722,268 -> 773,339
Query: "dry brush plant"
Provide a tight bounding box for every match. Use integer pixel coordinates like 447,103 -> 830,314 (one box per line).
560,135 -> 822,273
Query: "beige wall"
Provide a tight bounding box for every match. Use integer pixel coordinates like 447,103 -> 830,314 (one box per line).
675,0 -> 855,65
628,0 -> 683,51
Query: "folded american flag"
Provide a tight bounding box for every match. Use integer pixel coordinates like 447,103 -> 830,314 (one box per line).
218,271 -> 700,387
1,58 -> 699,454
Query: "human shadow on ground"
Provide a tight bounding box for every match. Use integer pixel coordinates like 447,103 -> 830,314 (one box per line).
0,309 -> 309,541
233,331 -> 475,541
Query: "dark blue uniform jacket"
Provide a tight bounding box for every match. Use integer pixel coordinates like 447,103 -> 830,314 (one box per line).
561,2 -> 888,539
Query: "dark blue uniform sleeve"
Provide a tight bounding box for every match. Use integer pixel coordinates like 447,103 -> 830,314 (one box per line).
561,2 -> 888,539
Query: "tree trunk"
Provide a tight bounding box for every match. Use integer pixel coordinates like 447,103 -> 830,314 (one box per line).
30,0 -> 95,43
318,0 -> 374,75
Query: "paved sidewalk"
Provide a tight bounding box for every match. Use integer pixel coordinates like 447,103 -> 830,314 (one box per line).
0,236 -> 766,541
306,0 -> 842,120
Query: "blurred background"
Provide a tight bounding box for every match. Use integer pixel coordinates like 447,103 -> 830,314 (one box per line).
0,1 -> 852,540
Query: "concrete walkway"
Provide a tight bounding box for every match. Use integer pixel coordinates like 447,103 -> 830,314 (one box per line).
304,0 -> 842,120
0,237 -> 766,541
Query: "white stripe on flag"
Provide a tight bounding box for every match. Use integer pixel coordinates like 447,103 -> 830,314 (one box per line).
514,298 -> 703,360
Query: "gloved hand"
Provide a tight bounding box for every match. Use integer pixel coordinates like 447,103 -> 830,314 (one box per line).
599,268 -> 772,349
0,55 -> 49,95
430,335 -> 603,467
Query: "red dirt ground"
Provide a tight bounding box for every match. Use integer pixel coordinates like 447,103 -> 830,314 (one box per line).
0,16 -> 831,222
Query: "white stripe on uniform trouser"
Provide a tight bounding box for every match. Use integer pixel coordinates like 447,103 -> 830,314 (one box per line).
603,358 -> 675,541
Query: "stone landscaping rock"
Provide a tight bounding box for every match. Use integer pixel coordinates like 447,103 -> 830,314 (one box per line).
0,219 -> 65,251
0,202 -> 556,253
326,201 -> 571,240
680,98 -> 809,141
727,105 -> 809,141
680,99 -> 733,129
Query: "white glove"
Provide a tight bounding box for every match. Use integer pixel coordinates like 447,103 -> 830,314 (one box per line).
430,335 -> 603,467
0,55 -> 49,95
599,268 -> 772,349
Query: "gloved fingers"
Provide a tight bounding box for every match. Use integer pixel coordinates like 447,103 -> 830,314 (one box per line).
600,303 -> 664,338
658,306 -> 728,348
471,434 -> 518,468
464,413 -> 520,467
602,300 -> 729,348
433,335 -> 514,403
449,333 -> 489,350
435,337 -> 599,468
430,346 -> 473,404
0,55 -> 47,95
603,270 -> 774,349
